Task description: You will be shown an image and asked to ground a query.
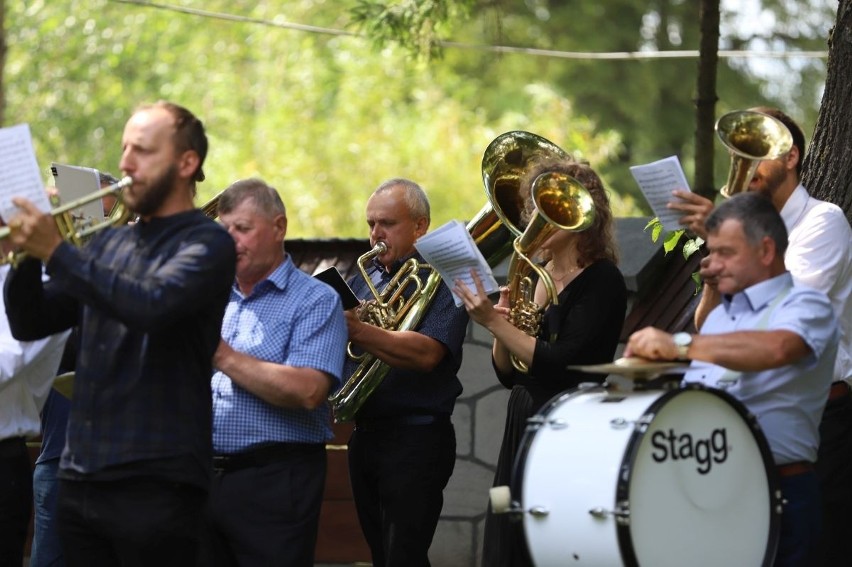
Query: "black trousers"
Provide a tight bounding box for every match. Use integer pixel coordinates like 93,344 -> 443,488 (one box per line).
0,437 -> 31,567
814,387 -> 852,566
58,477 -> 206,567
348,420 -> 456,567
201,444 -> 326,567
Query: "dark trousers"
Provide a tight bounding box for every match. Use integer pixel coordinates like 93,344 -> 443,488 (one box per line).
814,389 -> 852,566
348,421 -> 456,567
0,437 -> 31,567
57,477 -> 206,567
201,444 -> 326,567
775,470 -> 821,567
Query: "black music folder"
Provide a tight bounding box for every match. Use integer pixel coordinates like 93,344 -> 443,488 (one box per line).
314,266 -> 360,310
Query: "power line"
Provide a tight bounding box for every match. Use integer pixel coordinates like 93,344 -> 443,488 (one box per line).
112,0 -> 829,61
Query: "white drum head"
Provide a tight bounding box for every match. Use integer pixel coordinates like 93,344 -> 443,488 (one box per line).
515,384 -> 779,567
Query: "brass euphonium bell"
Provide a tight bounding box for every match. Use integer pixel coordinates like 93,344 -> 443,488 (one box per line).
716,110 -> 793,198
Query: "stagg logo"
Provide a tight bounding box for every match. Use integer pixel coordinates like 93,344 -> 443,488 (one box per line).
650,428 -> 729,474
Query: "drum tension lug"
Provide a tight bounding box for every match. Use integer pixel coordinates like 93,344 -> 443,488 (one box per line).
588,502 -> 630,525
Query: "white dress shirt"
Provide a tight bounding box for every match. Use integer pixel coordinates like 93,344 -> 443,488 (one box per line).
0,265 -> 69,440
781,184 -> 852,383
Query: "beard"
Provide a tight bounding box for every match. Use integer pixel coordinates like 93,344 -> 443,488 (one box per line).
129,164 -> 178,217
749,163 -> 786,198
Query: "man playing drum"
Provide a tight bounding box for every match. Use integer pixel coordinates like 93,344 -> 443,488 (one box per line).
626,192 -> 838,567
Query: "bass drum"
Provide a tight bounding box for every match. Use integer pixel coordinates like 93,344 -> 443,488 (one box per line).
512,383 -> 780,566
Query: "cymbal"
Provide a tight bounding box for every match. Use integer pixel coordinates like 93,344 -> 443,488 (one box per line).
53,371 -> 75,399
567,357 -> 690,380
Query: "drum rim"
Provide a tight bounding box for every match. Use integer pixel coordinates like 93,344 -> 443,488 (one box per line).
614,383 -> 782,567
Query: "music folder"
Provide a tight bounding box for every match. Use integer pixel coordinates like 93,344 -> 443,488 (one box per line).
50,162 -> 104,225
314,266 -> 360,310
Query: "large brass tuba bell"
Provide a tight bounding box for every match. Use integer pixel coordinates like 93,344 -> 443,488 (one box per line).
506,169 -> 595,373
716,110 -> 793,198
329,131 -> 561,422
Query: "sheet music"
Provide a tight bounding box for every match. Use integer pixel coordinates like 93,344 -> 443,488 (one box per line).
414,219 -> 499,307
0,124 -> 52,221
629,155 -> 691,233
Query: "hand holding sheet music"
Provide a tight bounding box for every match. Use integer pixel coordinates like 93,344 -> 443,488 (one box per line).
414,220 -> 499,307
629,155 -> 691,234
0,124 -> 52,222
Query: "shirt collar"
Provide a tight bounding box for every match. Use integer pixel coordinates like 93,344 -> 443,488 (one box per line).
234,254 -> 292,296
723,272 -> 794,313
778,183 -> 808,232
370,250 -> 422,276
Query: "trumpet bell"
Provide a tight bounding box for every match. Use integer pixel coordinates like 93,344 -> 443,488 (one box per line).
716,110 -> 793,198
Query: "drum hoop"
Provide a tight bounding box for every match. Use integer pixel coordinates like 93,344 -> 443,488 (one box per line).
613,383 -> 782,567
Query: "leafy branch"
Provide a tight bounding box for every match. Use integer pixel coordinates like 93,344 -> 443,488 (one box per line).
644,217 -> 704,292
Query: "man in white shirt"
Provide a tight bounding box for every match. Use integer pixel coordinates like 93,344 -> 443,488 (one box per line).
668,106 -> 852,566
0,233 -> 69,566
627,192 -> 839,566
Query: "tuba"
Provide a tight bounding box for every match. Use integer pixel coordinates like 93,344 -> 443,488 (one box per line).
506,170 -> 595,373
716,110 -> 793,198
329,130 -> 560,422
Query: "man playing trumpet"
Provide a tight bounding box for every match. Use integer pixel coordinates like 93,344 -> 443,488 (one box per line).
3,101 -> 235,566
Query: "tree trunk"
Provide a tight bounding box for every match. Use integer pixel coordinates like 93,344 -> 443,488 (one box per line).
693,0 -> 720,200
802,0 -> 852,224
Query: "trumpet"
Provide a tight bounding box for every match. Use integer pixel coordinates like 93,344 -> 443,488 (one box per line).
0,176 -> 133,266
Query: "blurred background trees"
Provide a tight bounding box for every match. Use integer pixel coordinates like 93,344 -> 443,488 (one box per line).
2,0 -> 837,236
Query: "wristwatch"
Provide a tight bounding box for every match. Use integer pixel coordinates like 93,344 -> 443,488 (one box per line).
672,332 -> 693,360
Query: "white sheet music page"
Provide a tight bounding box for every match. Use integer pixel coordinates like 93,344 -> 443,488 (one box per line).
0,124 -> 51,222
629,155 -> 691,234
414,219 -> 499,307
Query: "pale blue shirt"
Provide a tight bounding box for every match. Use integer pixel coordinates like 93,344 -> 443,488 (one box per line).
683,272 -> 838,465
211,256 -> 347,452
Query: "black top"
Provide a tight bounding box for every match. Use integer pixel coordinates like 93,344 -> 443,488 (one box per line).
4,210 -> 235,489
495,258 -> 627,411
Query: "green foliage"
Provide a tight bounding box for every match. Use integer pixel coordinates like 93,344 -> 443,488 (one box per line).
644,217 -> 705,294
4,0 -> 830,239
5,0 -> 626,238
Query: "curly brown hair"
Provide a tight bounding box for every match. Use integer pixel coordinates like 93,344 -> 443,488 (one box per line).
519,157 -> 618,267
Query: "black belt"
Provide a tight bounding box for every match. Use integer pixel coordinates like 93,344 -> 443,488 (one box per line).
355,414 -> 450,432
0,436 -> 27,458
212,443 -> 324,473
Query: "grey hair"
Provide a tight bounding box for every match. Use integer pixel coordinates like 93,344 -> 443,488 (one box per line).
217,178 -> 286,218
706,192 -> 788,256
374,178 -> 430,223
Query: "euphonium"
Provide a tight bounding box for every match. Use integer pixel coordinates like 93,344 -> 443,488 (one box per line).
506,170 -> 595,373
716,110 -> 793,198
329,242 -> 443,423
329,130 -> 559,422
0,176 -> 133,266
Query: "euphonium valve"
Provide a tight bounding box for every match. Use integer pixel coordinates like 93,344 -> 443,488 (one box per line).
716,110 -> 793,198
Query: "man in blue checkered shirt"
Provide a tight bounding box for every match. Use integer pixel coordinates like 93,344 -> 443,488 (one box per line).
203,178 -> 347,566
